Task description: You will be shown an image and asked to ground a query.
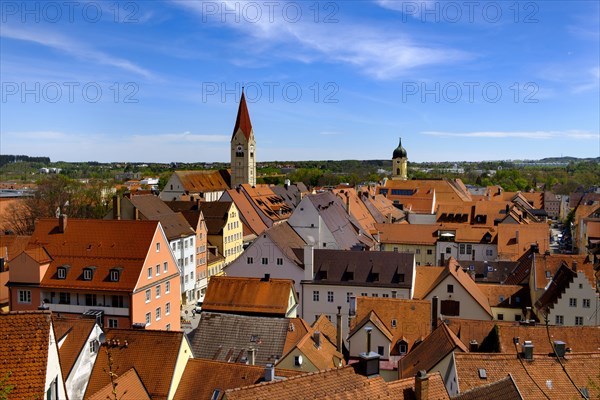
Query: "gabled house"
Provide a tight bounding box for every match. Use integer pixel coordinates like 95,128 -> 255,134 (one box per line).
84,328 -> 192,400
202,275 -> 298,318
159,170 -> 231,202
349,297 -> 432,362
413,259 -> 494,321
398,321 -> 468,383
107,194 -> 197,304
224,221 -> 306,296
53,316 -> 104,400
8,217 -> 181,330
198,201 -> 244,265
476,283 -> 530,322
0,311 -> 67,400
535,263 -> 599,326
220,187 -> 269,241
301,248 -> 415,328
287,192 -> 376,250
0,234 -> 30,310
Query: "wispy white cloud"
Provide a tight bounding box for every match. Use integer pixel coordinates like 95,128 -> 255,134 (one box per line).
421,130 -> 599,140
1,25 -> 153,79
172,1 -> 472,80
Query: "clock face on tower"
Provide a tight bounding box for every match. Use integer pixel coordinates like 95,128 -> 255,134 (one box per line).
236,145 -> 243,152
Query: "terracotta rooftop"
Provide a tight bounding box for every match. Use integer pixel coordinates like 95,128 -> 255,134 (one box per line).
232,90 -> 253,141
29,218 -> 161,292
263,222 -> 307,266
349,310 -> 394,342
282,323 -> 345,371
333,188 -> 379,234
224,188 -> 269,236
53,316 -> 97,379
454,352 -> 600,399
399,322 -> 468,378
311,314 -> 339,348
240,184 -> 293,223
360,192 -> 406,224
535,264 -> 580,313
496,324 -> 600,354
352,297 -> 432,354
532,253 -> 595,290
128,195 -> 195,240
202,275 -> 296,316
198,201 -> 233,235
445,317 -> 513,350
375,223 -> 439,246
453,374 -> 523,400
476,283 -> 531,309
174,358 -> 303,400
0,311 -> 54,400
189,312 -> 290,366
284,317 -> 312,353
413,266 -> 446,299
84,329 -> 185,400
89,367 -> 151,400
382,178 -> 472,204
225,363 -> 449,400
0,234 -> 30,263
497,223 -> 550,261
174,170 -> 231,193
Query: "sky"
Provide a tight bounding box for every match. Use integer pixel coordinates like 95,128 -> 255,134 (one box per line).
1,0 -> 599,163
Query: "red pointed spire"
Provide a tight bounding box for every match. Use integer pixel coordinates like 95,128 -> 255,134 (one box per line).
232,87 -> 253,140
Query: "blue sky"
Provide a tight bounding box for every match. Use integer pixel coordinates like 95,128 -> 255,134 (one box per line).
1,0 -> 599,163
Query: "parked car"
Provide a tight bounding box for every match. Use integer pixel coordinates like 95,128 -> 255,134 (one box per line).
194,301 -> 203,314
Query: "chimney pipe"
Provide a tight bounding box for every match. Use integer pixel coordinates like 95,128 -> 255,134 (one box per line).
336,306 -> 343,353
59,214 -> 67,233
262,273 -> 270,281
112,195 -> 121,220
365,327 -> 372,353
313,331 -> 321,348
264,364 -> 275,382
469,340 -> 478,352
248,347 -> 256,365
431,296 -> 439,331
304,245 -> 314,281
346,193 -> 350,216
415,370 -> 429,400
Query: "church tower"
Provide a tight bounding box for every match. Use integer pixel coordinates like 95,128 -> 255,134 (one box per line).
391,137 -> 408,180
230,88 -> 256,187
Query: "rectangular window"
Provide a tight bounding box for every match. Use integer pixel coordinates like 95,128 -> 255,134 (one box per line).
110,269 -> 119,282
261,258 -> 268,265
447,284 -> 454,293
108,319 -> 118,328
391,319 -> 397,328
377,346 -> 384,356
497,313 -> 504,320
459,244 -> 465,254
327,291 -> 334,302
346,292 -> 353,303
85,294 -> 97,306
427,249 -> 433,255
486,249 -> 493,256
18,290 -> 31,304
166,302 -> 171,315
57,268 -> 66,279
372,293 -> 379,298
391,291 -> 397,299
446,247 -> 452,254
83,269 -> 93,280
313,291 -> 319,302
145,312 -> 151,326
247,256 -> 253,264
59,292 -> 70,304
583,299 -> 591,308
393,247 -> 398,252
172,243 -> 176,251
156,265 -> 160,276
466,244 -> 472,254
145,289 -> 151,303
382,293 -> 389,298
156,307 -> 161,321
415,249 -> 421,254
89,340 -> 99,353
575,316 -> 583,326
555,315 -> 564,325
155,285 -> 161,298
569,298 -> 577,307
112,295 -> 124,308
156,243 -> 160,252
164,262 -> 168,273
147,267 -> 152,279
166,324 -> 171,331
191,271 -> 194,280
361,293 -> 368,297
277,258 -> 283,265
441,300 -> 460,316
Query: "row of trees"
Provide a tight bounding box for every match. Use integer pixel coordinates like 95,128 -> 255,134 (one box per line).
4,176 -> 112,235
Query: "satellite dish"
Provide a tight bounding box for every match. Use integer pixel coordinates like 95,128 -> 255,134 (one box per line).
98,333 -> 106,344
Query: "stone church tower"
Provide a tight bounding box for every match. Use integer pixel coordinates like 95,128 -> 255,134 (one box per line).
230,89 -> 256,187
391,137 -> 408,180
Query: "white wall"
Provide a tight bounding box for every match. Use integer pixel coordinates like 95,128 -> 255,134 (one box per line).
46,323 -> 67,400
288,198 -> 338,249
348,321 -> 391,359
65,324 -> 103,400
423,275 -> 492,321
543,271 -> 599,326
170,235 -> 197,304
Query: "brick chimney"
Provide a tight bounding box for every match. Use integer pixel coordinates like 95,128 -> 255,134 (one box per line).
58,214 -> 67,233
415,370 -> 429,400
112,195 -> 121,220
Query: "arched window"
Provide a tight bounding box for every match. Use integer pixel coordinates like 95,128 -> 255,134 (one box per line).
396,168 -> 400,175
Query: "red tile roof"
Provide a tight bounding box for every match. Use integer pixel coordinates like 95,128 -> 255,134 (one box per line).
399,322 -> 468,378
224,189 -> 269,236
375,223 -> 439,246
174,170 -> 231,193
84,329 -> 185,400
53,316 -> 96,379
89,367 -> 151,400
202,275 -> 295,316
0,311 -> 54,399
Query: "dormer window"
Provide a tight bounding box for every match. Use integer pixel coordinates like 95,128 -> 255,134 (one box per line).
83,267 -> 95,281
110,269 -> 121,282
57,266 -> 68,279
